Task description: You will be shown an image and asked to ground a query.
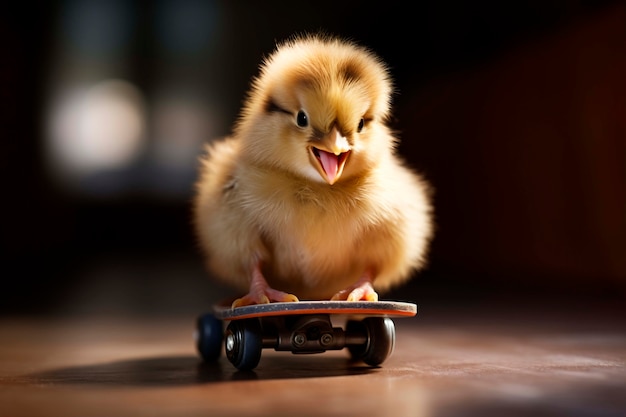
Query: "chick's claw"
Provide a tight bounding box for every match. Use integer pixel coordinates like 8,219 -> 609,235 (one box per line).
349,289 -> 379,302
232,290 -> 299,308
265,288 -> 299,303
331,279 -> 379,302
231,294 -> 269,308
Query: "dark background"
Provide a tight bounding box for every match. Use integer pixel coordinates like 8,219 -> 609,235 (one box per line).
1,0 -> 624,317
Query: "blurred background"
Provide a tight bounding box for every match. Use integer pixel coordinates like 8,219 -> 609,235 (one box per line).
1,0 -> 624,318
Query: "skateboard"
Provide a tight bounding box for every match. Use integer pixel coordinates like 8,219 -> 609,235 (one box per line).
195,300 -> 417,371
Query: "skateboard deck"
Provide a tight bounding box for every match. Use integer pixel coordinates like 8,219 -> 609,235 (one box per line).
213,300 -> 417,320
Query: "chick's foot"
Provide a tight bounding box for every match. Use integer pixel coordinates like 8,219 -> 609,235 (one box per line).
232,289 -> 299,308
331,274 -> 379,302
232,260 -> 299,307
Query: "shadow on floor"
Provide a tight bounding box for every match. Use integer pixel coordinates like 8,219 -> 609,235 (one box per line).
17,354 -> 375,387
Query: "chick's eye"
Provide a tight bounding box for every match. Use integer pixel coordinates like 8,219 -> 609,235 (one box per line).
357,118 -> 365,133
296,110 -> 308,128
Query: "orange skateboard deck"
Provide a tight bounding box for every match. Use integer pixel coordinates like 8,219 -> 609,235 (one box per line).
213,300 -> 417,320
196,300 -> 418,371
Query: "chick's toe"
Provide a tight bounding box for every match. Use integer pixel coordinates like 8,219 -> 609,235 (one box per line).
330,274 -> 378,302
231,262 -> 299,307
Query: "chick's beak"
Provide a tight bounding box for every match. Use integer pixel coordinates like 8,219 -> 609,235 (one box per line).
309,127 -> 351,185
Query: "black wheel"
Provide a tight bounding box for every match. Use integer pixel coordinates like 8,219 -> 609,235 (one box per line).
347,317 -> 395,366
196,313 -> 224,362
224,319 -> 263,371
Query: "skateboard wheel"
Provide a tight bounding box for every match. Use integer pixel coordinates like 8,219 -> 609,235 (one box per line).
196,313 -> 224,362
346,317 -> 395,366
225,318 -> 263,371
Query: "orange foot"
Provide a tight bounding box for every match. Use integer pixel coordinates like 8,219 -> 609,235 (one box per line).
232,259 -> 299,308
331,273 -> 378,302
232,288 -> 299,308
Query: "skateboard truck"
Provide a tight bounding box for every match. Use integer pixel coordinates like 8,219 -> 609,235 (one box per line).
262,315 -> 364,354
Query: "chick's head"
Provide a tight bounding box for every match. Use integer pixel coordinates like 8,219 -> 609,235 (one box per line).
237,34 -> 395,185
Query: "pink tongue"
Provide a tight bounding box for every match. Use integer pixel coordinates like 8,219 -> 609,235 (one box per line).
318,150 -> 339,183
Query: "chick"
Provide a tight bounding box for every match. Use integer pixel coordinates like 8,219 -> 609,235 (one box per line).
193,33 -> 433,307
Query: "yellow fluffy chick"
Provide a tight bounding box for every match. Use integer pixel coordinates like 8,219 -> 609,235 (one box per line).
193,33 -> 433,307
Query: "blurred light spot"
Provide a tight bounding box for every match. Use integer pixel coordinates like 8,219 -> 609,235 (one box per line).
48,79 -> 146,178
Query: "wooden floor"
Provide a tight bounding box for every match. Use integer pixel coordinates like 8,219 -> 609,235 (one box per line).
1,296 -> 625,417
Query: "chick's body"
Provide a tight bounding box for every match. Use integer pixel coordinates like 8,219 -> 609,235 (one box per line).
193,34 -> 433,305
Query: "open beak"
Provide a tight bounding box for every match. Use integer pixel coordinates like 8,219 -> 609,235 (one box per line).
308,127 -> 351,185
